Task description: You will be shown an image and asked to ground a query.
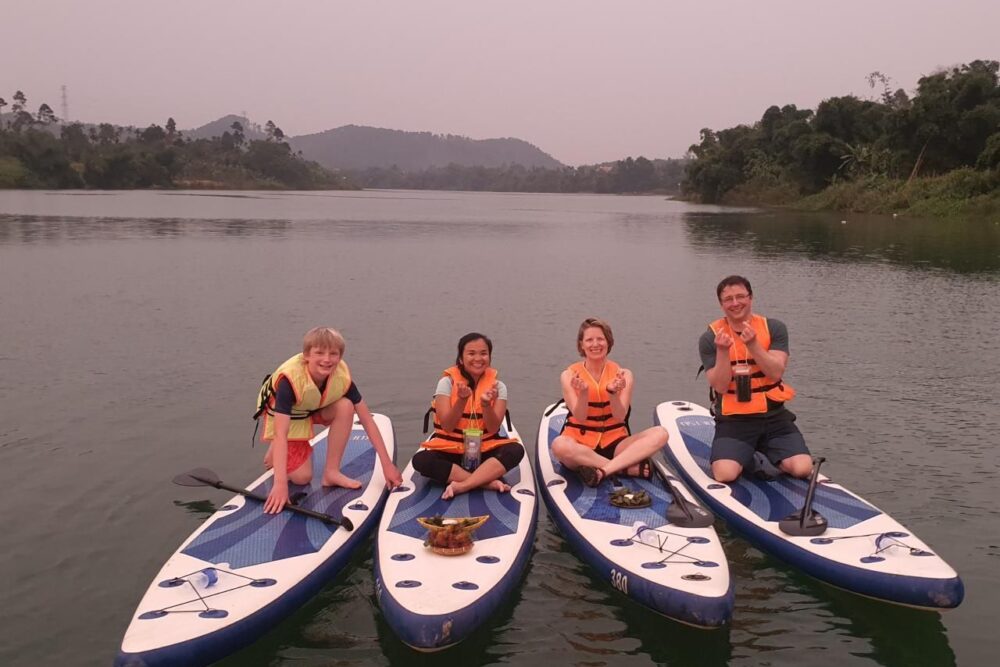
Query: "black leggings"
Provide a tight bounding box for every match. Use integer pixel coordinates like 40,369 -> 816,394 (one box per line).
412,442 -> 525,484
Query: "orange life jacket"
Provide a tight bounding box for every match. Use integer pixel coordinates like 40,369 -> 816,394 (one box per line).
709,315 -> 795,416
423,366 -> 520,454
561,360 -> 631,449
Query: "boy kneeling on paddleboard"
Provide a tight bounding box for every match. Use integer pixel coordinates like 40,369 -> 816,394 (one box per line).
254,327 -> 402,513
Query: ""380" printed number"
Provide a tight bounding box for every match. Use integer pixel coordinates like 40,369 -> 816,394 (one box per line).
610,568 -> 628,594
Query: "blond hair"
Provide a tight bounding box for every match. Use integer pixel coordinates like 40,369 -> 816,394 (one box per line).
302,327 -> 346,355
576,317 -> 614,356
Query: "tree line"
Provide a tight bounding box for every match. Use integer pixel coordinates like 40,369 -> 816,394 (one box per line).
347,157 -> 686,194
0,91 -> 352,190
683,60 -> 1000,203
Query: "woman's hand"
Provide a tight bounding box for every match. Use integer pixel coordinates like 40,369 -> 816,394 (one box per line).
480,384 -> 498,405
456,382 -> 472,399
606,369 -> 627,394
570,372 -> 588,394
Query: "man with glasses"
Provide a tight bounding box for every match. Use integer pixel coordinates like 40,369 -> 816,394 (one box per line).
698,275 -> 813,483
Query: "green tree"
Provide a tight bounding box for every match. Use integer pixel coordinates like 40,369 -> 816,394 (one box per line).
37,103 -> 57,125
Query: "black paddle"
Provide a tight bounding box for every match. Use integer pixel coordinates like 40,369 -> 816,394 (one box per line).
650,458 -> 715,528
778,456 -> 827,537
173,468 -> 354,531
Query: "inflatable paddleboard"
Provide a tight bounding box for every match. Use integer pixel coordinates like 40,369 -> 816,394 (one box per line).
535,403 -> 733,628
116,414 -> 395,666
375,418 -> 536,650
656,401 -> 964,609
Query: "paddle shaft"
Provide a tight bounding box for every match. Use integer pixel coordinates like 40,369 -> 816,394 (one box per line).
797,457 -> 826,527
203,477 -> 348,527
651,458 -> 694,522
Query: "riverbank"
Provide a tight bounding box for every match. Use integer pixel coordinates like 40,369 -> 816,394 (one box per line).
714,169 -> 1000,220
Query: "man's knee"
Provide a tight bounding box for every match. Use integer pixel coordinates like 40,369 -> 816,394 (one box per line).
780,454 -> 813,478
711,460 -> 742,483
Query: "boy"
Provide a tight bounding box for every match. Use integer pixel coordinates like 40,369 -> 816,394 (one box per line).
256,327 -> 402,514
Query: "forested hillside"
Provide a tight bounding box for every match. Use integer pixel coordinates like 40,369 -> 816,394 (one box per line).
683,60 -> 1000,216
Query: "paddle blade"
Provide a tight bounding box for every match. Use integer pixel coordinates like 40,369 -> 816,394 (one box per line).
666,496 -> 716,528
778,510 -> 828,536
172,468 -> 221,488
339,516 -> 354,531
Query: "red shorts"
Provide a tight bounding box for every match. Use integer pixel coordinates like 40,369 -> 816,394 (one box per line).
286,440 -> 313,473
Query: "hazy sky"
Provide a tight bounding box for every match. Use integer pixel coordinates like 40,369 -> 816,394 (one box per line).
2,1 -> 998,166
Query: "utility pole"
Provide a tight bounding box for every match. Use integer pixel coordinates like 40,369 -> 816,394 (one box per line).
61,85 -> 69,123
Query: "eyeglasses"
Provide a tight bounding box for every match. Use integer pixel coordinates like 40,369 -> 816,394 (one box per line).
720,293 -> 750,304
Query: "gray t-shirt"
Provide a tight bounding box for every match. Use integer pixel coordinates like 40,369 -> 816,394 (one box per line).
435,376 -> 508,401
698,317 -> 789,417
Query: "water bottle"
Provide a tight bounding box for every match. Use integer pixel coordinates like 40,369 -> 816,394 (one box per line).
462,428 -> 483,471
734,364 -> 752,402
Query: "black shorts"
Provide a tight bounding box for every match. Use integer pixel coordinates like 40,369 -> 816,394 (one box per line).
412,442 -> 525,484
710,409 -> 810,469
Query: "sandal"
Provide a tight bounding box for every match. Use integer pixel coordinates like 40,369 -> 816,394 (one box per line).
577,466 -> 605,488
627,459 -> 653,480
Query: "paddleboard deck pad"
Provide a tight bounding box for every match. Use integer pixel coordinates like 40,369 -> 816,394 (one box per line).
116,414 -> 395,666
375,419 -> 537,651
656,401 -> 964,609
535,404 -> 733,628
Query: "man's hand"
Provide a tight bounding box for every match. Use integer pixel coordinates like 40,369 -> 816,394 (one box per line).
739,326 -> 757,346
715,331 -> 734,349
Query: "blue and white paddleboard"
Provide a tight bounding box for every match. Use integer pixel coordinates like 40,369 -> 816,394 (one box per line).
656,401 -> 964,609
375,418 -> 537,651
116,414 -> 395,667
535,403 -> 733,628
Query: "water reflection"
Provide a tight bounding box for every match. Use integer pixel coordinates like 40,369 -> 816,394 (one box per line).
171,498 -> 217,520
683,211 -> 1000,273
724,535 -> 955,667
0,214 -> 294,242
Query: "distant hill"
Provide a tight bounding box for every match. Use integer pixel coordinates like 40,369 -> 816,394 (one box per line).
288,125 -> 563,170
184,114 -> 267,142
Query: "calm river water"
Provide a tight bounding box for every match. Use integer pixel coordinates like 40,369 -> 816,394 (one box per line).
0,190 -> 997,666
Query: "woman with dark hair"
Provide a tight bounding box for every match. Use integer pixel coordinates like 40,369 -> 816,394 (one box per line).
412,333 -> 525,499
551,317 -> 668,487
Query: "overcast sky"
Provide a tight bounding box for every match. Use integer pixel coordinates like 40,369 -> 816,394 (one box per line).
2,1 -> 998,166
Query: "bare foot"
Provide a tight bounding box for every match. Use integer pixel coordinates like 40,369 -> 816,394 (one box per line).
441,482 -> 460,500
322,470 -> 362,489
487,479 -> 511,493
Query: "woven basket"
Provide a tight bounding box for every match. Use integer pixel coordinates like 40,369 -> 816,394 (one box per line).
429,543 -> 476,557
418,515 -> 489,556
417,515 -> 489,532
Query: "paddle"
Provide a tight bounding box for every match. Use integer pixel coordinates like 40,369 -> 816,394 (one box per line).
778,456 -> 827,537
650,458 -> 715,528
173,468 -> 354,531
